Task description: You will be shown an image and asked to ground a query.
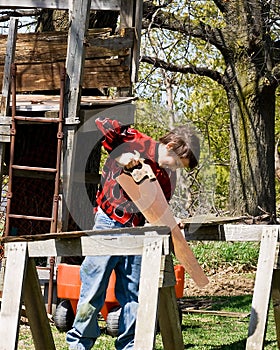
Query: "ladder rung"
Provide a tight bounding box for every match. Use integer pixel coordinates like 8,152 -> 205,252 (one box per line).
12,165 -> 57,173
8,214 -> 53,222
14,116 -> 60,123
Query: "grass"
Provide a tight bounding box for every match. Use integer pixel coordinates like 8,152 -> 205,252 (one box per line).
18,295 -> 278,349
17,241 -> 277,349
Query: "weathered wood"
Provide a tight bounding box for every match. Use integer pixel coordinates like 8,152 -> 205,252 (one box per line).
0,30 -> 132,64
0,18 -> 17,118
117,172 -> 209,288
23,258 -> 56,350
0,29 -> 132,92
65,0 -> 91,123
246,226 -> 279,350
181,308 -> 250,318
0,59 -> 130,92
26,233 -> 170,257
134,236 -> 163,349
131,0 -> 143,82
271,268 -> 280,349
62,0 -> 93,230
0,242 -> 28,350
185,223 -> 273,242
1,231 -> 171,350
158,287 -> 184,350
0,0 -> 121,10
1,225 -> 170,243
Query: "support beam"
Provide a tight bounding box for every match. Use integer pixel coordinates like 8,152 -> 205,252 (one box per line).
0,242 -> 28,350
246,226 -> 279,349
0,0 -> 121,10
23,258 -> 56,350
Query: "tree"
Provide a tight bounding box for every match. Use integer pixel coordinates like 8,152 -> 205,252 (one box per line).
140,0 -> 280,217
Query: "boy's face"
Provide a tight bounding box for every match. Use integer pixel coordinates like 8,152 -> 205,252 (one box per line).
158,142 -> 190,171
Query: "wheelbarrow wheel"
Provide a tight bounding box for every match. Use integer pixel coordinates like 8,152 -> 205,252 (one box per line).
54,299 -> 75,332
106,306 -> 121,337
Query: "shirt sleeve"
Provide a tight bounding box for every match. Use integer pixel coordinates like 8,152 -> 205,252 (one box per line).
95,117 -> 130,153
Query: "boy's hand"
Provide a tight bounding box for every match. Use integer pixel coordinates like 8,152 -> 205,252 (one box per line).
124,157 -> 141,170
116,151 -> 141,169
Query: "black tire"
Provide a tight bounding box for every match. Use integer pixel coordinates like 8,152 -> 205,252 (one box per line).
106,306 -> 121,337
54,299 -> 75,333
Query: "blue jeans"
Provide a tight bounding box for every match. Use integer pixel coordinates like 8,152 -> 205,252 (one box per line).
66,211 -> 142,350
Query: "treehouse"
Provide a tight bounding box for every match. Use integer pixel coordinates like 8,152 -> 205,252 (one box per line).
0,0 -> 143,235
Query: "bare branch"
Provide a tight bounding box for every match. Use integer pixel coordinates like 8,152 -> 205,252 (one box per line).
0,9 -> 41,23
142,9 -> 230,58
140,55 -> 225,86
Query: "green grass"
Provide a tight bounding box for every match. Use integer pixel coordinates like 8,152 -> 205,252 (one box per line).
18,295 -> 279,349
190,241 -> 260,273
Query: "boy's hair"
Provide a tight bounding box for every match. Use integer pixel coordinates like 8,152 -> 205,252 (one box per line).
159,125 -> 200,169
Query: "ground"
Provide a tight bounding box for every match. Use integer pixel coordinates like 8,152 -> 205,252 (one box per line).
184,267 -> 256,297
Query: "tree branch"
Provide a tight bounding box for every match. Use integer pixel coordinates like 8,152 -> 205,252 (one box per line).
212,0 -> 228,13
142,9 -> 231,58
140,55 -> 225,86
0,9 -> 41,23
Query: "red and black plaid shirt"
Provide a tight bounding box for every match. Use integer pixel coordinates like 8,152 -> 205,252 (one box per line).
95,117 -> 176,226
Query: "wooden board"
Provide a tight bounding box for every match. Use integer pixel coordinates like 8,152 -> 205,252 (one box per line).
117,172 -> 209,288
246,226 -> 279,349
0,0 -> 121,10
0,242 -> 28,349
0,29 -> 133,92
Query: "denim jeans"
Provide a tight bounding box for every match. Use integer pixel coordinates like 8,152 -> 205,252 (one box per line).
66,211 -> 142,350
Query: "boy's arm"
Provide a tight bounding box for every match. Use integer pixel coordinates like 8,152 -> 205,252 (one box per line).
95,117 -> 132,154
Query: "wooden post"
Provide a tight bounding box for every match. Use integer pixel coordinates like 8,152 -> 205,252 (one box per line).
158,287 -> 184,350
271,268 -> 280,349
0,242 -> 28,350
23,258 -> 56,350
158,255 -> 184,350
62,0 -> 91,231
246,226 -> 279,349
134,236 -> 163,349
0,17 -> 18,298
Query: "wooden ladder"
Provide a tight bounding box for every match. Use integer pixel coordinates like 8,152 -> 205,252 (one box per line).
4,63 -> 65,237
3,63 -> 65,314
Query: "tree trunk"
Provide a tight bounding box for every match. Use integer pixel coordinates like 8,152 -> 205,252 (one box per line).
224,1 -> 276,216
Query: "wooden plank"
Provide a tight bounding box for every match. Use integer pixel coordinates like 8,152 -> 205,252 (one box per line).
0,17 -> 17,117
117,172 -> 209,288
27,234 -> 170,257
63,0 -> 91,230
0,242 -> 28,350
158,287 -> 184,350
0,59 -> 131,92
271,268 -> 280,348
184,224 -> 271,242
131,0 -> 143,82
23,258 -> 55,350
65,0 -> 91,124
0,0 -> 121,10
246,226 -> 279,349
0,30 -> 132,64
134,236 -> 163,349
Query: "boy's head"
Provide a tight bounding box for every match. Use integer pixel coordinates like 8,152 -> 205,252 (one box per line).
158,125 -> 200,170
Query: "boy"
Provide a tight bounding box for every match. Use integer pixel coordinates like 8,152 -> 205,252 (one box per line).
66,117 -> 200,350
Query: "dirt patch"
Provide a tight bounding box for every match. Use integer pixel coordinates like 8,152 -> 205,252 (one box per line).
184,267 -> 256,297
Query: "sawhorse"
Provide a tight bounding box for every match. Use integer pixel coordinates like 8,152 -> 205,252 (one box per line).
0,226 -> 184,350
224,225 -> 280,349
